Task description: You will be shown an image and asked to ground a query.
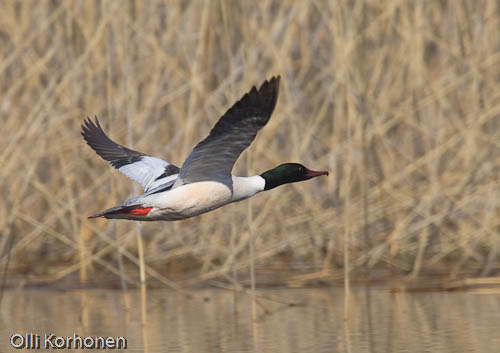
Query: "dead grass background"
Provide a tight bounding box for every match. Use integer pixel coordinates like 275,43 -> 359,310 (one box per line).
1,0 -> 500,288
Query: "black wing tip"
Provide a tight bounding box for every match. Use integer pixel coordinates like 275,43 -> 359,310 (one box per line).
262,75 -> 281,89
255,75 -> 280,118
235,75 -> 281,120
81,116 -> 103,140
81,115 -> 99,128
256,75 -> 280,97
260,75 -> 280,111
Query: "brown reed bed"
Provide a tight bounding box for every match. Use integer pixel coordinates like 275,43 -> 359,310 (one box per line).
1,1 -> 500,289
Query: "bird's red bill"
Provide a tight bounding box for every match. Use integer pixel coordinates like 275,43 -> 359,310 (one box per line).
304,168 -> 329,179
118,207 -> 152,215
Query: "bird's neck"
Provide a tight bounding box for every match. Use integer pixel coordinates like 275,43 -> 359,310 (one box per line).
260,168 -> 289,191
231,175 -> 266,201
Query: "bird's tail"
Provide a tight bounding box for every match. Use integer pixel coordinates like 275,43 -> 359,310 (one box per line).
89,204 -> 152,219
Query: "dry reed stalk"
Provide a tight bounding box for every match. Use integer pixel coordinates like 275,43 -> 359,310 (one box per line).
78,223 -> 91,284
1,1 -> 500,288
140,284 -> 149,353
247,151 -> 257,297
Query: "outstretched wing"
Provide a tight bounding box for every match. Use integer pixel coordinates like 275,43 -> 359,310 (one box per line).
81,117 -> 179,192
177,76 -> 280,185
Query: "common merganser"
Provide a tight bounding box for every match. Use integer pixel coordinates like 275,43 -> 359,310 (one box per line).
82,76 -> 328,221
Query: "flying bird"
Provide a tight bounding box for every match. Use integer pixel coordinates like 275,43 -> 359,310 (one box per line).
82,76 -> 328,221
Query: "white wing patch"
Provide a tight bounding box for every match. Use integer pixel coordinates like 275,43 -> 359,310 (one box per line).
118,156 -> 175,192
82,117 -> 181,192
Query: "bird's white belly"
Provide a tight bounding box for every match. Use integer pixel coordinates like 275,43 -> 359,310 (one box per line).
148,181 -> 234,221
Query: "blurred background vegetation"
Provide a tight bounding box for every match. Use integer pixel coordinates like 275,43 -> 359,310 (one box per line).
1,0 -> 500,289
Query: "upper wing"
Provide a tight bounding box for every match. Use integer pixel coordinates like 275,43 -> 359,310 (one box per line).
177,76 -> 280,185
81,117 -> 179,192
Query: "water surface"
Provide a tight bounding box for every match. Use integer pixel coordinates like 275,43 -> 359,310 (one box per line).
1,287 -> 498,352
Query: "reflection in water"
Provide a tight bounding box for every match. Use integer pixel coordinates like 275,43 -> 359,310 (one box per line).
0,287 -> 499,352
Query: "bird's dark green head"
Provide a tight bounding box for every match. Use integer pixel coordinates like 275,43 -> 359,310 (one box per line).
260,163 -> 328,191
